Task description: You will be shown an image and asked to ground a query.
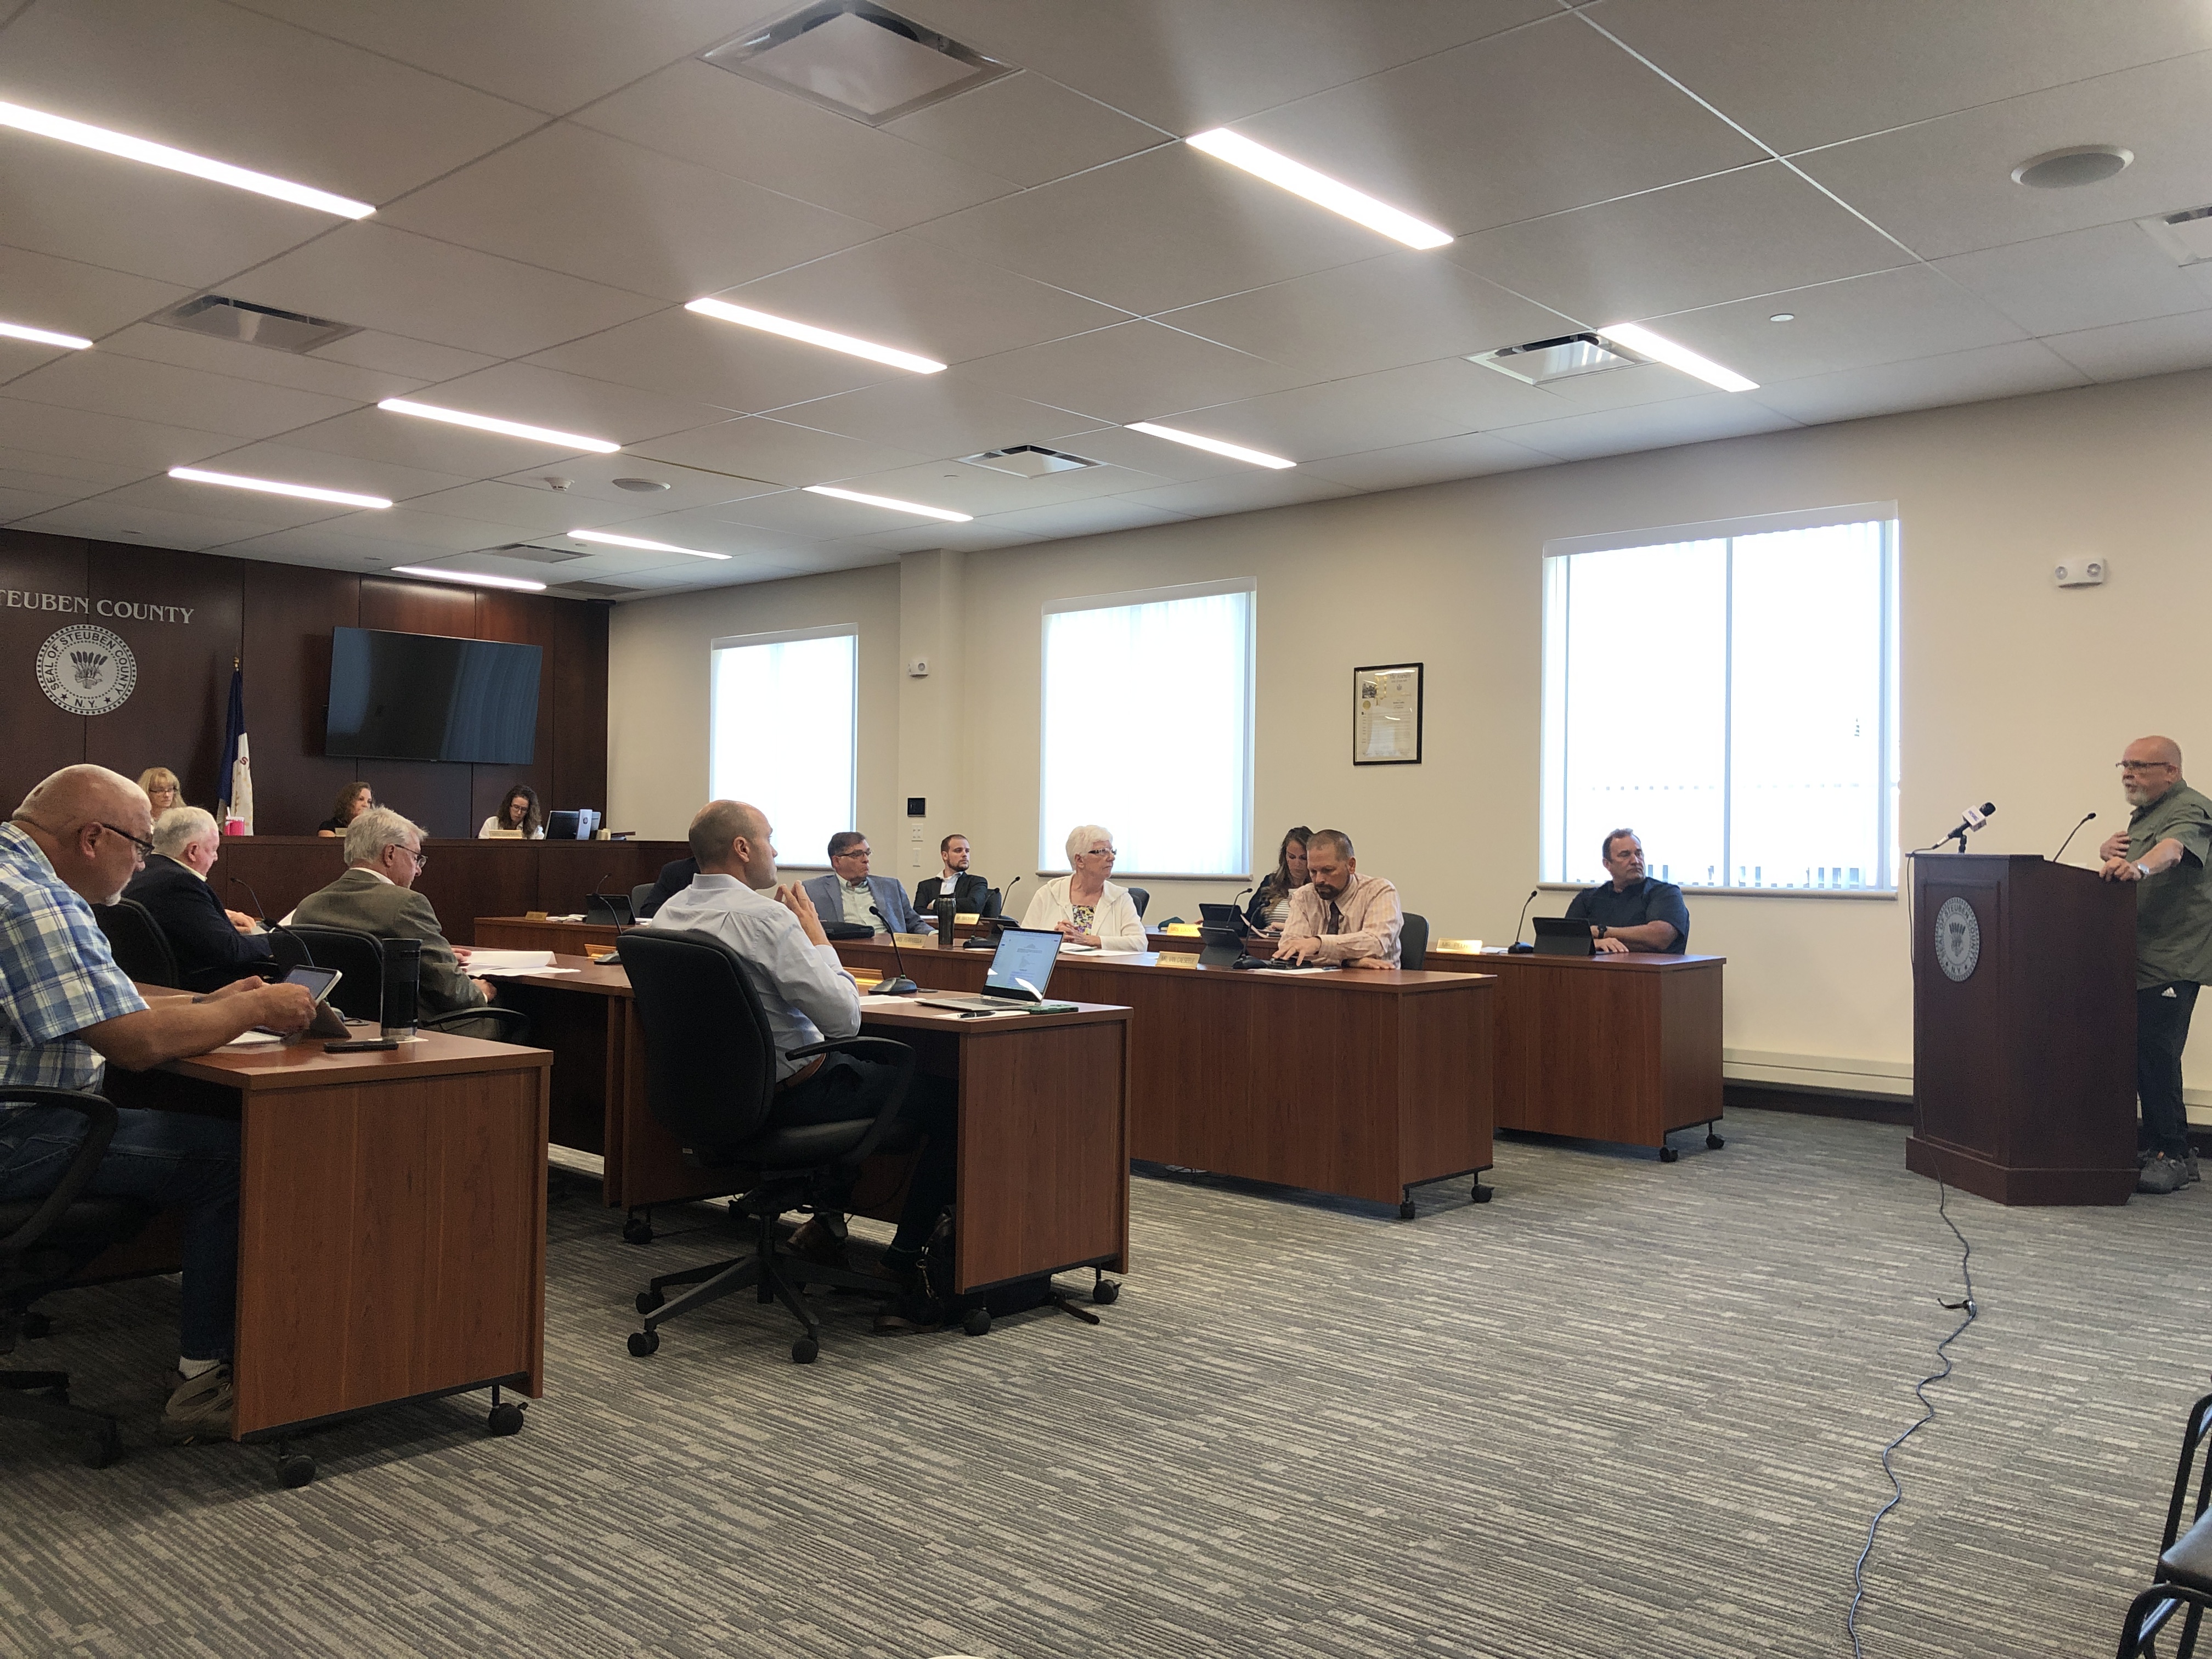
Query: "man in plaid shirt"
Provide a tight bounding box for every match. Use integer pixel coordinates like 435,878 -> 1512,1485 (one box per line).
0,766 -> 313,1443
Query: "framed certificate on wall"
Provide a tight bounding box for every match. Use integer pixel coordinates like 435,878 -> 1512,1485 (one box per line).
1353,663 -> 1423,765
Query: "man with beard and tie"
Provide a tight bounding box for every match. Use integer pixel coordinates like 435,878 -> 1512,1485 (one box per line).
1274,828 -> 1403,968
2098,733 -> 2212,1195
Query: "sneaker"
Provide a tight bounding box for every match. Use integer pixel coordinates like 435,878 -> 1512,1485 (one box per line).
2187,1150 -> 2203,1186
2137,1154 -> 2189,1197
159,1363 -> 234,1443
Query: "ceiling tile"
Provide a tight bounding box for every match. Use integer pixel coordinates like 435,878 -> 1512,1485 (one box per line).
0,397 -> 280,475
1158,253 -> 1572,380
490,453 -> 783,513
574,58 -> 1018,229
220,222 -> 665,360
522,309 -> 900,417
230,0 -> 786,115
402,480 -> 672,535
1233,14 -> 1763,239
189,440 -> 473,505
0,484 -> 89,522
1641,264 -> 2029,382
212,521 -> 488,571
1446,161 -> 1911,324
955,321 -> 1309,425
973,497 -> 1195,539
1488,393 -> 1799,462
309,331 -> 500,383
723,232 -> 1130,364
8,499 -> 285,550
765,376 -> 1099,458
345,506 -> 550,553
819,455 -> 1174,518
907,142 -> 1391,316
277,405 -> 625,477
1476,358 -> 1707,413
631,418 -> 934,486
0,0 -> 543,203
884,71 -> 1168,189
0,335 -> 78,381
602,503 -> 829,556
1300,430 -> 1555,490
709,486 -> 967,540
418,362 -> 737,444
1934,221 -> 2212,337
2042,309 -> 2212,383
1593,0 -> 2212,154
1031,422 -> 1273,483
379,123 -> 884,303
0,445 -> 149,490
0,244 -> 190,341
97,321 -> 427,403
1113,469 -> 1364,516
0,351 -> 357,439
1793,53 -> 2212,260
896,0 -> 1554,132
847,521 -> 1044,555
1170,358 -> 1572,458
1743,340 -> 2091,425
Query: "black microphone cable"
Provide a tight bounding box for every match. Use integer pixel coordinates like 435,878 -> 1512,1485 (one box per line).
1845,1177 -> 1979,1658
230,877 -> 312,969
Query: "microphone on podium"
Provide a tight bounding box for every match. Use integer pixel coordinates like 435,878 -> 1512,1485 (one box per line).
2052,810 -> 2096,862
1931,801 -> 1996,853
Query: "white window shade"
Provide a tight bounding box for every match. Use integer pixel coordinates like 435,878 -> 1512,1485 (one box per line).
709,628 -> 855,863
1040,584 -> 1254,876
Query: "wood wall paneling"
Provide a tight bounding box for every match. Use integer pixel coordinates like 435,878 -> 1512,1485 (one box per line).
552,599 -> 610,821
242,561 -> 363,839
0,528 -> 92,811
83,541 -> 245,810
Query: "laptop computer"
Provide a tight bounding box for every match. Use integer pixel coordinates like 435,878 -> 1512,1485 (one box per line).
1532,916 -> 1596,957
915,927 -> 1065,1013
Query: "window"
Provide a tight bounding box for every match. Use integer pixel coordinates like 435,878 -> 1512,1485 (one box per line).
1541,506 -> 1899,893
708,627 -> 855,863
1040,582 -> 1254,876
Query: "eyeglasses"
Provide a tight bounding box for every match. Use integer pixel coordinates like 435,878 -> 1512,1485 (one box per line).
1082,847 -> 1117,859
2118,761 -> 2177,773
835,847 -> 872,860
397,844 -> 428,868
98,822 -> 154,863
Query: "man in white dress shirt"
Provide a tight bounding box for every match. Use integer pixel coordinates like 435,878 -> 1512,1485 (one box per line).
648,800 -> 955,1283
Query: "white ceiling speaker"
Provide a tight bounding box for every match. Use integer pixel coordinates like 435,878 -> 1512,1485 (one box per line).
2011,145 -> 2132,188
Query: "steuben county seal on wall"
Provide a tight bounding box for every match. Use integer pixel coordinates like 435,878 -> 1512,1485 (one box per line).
36,623 -> 137,716
1933,895 -> 1981,983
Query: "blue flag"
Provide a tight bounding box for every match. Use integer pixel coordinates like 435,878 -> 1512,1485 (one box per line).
217,662 -> 253,833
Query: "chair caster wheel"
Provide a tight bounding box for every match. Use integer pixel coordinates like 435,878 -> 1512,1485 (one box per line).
635,1289 -> 664,1316
1471,1183 -> 1493,1204
621,1215 -> 653,1246
1398,1200 -> 1417,1220
961,1307 -> 992,1336
627,1329 -> 659,1357
1091,1278 -> 1120,1306
791,1337 -> 818,1364
80,1424 -> 119,1468
276,1452 -> 317,1488
487,1402 -> 524,1436
1707,1133 -> 1726,1150
1658,1146 -> 1680,1163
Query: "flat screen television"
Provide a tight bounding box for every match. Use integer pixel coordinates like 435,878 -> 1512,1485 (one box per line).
325,626 -> 541,765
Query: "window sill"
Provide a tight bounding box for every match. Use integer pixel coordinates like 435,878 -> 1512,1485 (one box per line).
1538,882 -> 1897,901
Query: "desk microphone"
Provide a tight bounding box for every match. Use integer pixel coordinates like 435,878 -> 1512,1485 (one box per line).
1229,884 -> 1259,935
1929,801 -> 1996,853
2052,810 -> 2096,863
230,877 -> 312,970
1508,887 -> 1538,953
867,905 -> 919,994
992,874 -> 1023,928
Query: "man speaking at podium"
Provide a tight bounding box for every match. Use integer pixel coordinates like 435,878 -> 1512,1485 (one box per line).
2099,735 -> 2211,1195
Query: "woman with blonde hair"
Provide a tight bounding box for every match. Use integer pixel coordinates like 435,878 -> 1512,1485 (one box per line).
138,766 -> 183,816
1245,825 -> 1312,935
1021,825 -> 1146,950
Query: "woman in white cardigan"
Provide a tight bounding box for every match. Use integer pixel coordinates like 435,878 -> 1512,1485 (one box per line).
1022,823 -> 1147,949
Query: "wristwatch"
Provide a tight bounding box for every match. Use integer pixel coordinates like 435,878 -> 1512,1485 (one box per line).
2136,861 -> 2151,879
1595,924 -> 1610,939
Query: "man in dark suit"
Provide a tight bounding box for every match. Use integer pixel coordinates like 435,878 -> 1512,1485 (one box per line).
637,855 -> 697,919
291,808 -> 500,1038
913,833 -> 990,918
124,808 -> 275,994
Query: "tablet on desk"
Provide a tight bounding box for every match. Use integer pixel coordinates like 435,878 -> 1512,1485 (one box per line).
266,964 -> 351,1039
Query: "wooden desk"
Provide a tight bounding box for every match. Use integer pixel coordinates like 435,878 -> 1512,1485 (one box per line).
476,915 -> 625,953
498,958 -> 1130,1294
834,940 -> 1494,1215
1425,947 -> 1725,1155
104,1029 -> 550,1447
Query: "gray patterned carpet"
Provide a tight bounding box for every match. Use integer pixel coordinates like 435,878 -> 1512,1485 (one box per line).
2,1108 -> 2205,1659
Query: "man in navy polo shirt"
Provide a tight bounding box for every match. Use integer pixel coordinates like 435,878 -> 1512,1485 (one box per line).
1564,828 -> 1690,955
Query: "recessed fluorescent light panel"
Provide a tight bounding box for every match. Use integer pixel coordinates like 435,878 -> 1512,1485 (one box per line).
377,399 -> 622,454
565,528 -> 731,561
685,297 -> 943,373
1125,421 -> 1295,470
168,467 -> 390,510
803,484 -> 972,522
1594,323 -> 1758,393
702,2 -> 1013,125
0,99 -> 374,218
1185,128 -> 1452,251
0,318 -> 93,350
391,565 -> 547,592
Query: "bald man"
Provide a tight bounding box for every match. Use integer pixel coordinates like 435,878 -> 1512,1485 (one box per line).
0,765 -> 314,1441
2098,735 -> 2211,1194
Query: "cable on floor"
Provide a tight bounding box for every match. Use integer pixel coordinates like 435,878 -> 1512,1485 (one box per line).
1846,1176 -> 1979,1658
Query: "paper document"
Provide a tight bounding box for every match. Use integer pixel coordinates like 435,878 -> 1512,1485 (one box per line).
222,1030 -> 285,1048
459,949 -> 555,970
474,964 -> 578,978
1059,942 -> 1100,953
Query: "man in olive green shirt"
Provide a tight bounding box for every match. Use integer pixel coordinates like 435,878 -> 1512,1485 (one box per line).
2098,734 -> 2211,1194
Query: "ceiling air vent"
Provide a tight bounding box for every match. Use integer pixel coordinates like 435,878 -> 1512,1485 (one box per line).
961,444 -> 1099,478
2140,204 -> 2212,268
1468,332 -> 1645,387
702,1 -> 1013,125
481,543 -> 590,565
550,582 -> 645,599
154,295 -> 360,354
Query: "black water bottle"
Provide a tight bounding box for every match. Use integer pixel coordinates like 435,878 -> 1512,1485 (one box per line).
934,891 -> 958,948
380,937 -> 421,1039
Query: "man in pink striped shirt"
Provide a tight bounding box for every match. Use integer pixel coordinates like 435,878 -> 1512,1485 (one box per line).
1276,829 -> 1402,968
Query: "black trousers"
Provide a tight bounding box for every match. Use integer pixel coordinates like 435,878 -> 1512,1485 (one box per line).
2136,980 -> 2198,1159
777,1053 -> 957,1256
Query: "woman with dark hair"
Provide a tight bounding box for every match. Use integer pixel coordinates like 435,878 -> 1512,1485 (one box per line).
479,784 -> 544,839
317,781 -> 375,838
1244,825 -> 1312,935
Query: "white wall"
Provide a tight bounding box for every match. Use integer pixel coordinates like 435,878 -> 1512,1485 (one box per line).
610,366 -> 2212,1109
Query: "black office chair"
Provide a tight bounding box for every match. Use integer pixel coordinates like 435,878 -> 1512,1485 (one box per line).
0,1088 -> 152,1468
1125,885 -> 1149,919
2117,1391 -> 2212,1656
618,928 -> 919,1364
93,899 -> 179,988
1400,911 -> 1430,968
979,887 -> 1002,919
629,882 -> 656,919
272,926 -> 531,1041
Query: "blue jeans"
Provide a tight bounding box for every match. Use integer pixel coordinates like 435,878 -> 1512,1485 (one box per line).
0,1104 -> 240,1361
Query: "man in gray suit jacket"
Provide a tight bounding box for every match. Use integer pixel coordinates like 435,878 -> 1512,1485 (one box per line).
292,808 -> 501,1037
800,831 -> 929,935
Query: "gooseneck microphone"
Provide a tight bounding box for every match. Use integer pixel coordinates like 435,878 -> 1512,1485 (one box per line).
867,905 -> 919,995
1229,883 -> 1258,935
1508,887 -> 1539,953
230,876 -> 313,969
2052,810 -> 2096,863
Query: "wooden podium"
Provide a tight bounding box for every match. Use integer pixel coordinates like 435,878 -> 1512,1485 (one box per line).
1907,853 -> 2137,1204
